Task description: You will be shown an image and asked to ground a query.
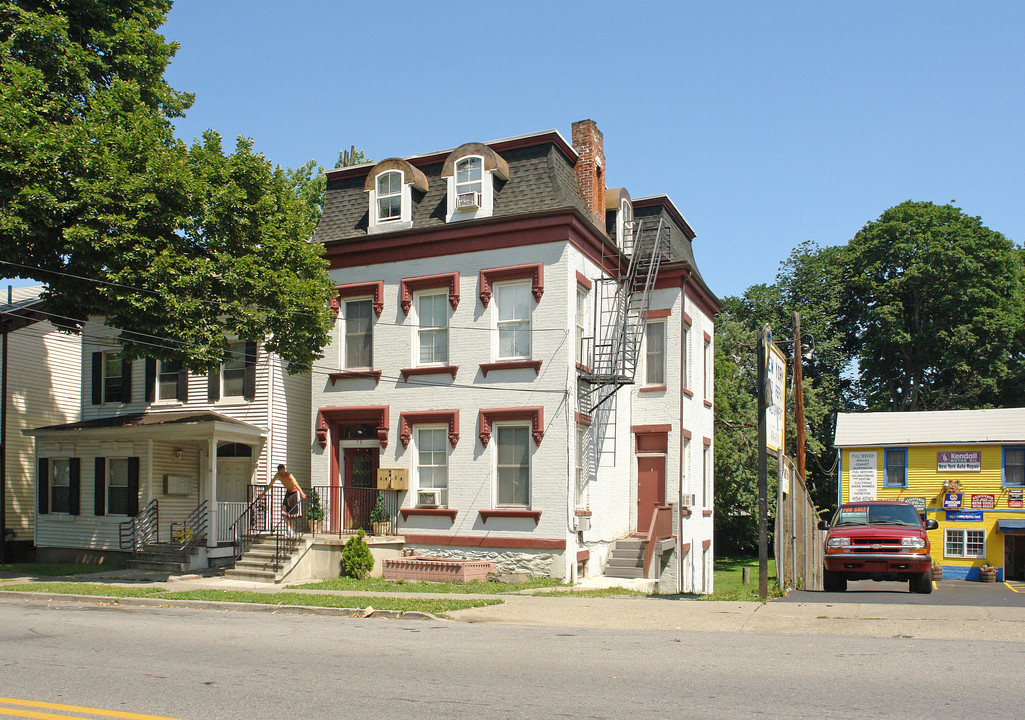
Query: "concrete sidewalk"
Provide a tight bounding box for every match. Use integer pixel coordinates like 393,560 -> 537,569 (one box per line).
1,569 -> 1022,642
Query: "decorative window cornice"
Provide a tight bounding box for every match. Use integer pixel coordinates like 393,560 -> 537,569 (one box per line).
479,263 -> 544,308
399,409 -> 460,449
316,405 -> 390,449
478,406 -> 544,448
400,273 -> 460,315
479,508 -> 542,525
479,359 -> 542,377
363,158 -> 428,192
331,281 -> 384,320
400,365 -> 458,381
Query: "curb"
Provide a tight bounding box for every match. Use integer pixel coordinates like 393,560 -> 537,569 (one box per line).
0,589 -> 441,621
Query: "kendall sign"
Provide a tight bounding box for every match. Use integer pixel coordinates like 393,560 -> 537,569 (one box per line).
937,451 -> 981,472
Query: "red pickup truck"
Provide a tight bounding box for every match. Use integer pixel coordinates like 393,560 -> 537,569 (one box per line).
818,501 -> 939,593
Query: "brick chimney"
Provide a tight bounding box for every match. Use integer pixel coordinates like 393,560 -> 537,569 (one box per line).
572,119 -> 606,227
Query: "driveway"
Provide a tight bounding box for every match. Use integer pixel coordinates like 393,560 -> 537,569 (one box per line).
779,578 -> 1025,607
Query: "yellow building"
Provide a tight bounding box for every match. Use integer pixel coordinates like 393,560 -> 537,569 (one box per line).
835,409 -> 1025,581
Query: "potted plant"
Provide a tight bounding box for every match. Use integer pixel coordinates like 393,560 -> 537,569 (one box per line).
370,492 -> 389,536
305,487 -> 324,534
979,564 -> 998,582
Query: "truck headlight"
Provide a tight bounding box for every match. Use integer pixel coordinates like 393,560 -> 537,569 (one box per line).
901,537 -> 926,550
827,537 -> 851,549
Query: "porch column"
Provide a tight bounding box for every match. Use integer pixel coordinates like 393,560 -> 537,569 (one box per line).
207,438 -> 218,548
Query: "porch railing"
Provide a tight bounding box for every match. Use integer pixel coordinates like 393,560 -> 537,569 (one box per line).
170,501 -> 208,553
217,502 -> 248,543
119,499 -> 158,552
643,504 -> 674,578
311,486 -> 398,537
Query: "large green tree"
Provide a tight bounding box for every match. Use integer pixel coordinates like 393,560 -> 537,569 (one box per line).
837,201 -> 1025,411
1,0 -> 334,371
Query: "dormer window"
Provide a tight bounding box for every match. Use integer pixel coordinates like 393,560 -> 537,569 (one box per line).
619,198 -> 634,250
365,158 -> 429,234
605,188 -> 633,249
376,171 -> 402,222
443,143 -> 509,222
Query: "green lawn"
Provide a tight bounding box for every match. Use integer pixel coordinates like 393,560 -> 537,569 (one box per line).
1,582 -> 501,617
704,556 -> 784,601
295,575 -> 565,594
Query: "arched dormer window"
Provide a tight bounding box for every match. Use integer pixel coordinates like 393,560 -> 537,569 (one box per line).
442,143 -> 509,223
365,158 -> 429,234
605,187 -> 633,250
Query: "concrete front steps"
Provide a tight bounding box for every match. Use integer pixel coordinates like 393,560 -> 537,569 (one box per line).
126,543 -> 193,573
224,536 -> 310,583
603,538 -> 646,579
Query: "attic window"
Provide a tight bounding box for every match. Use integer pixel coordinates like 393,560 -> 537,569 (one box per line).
376,171 -> 402,222
442,143 -> 509,223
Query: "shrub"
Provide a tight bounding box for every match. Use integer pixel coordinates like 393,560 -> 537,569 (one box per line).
306,488 -> 324,523
341,529 -> 374,579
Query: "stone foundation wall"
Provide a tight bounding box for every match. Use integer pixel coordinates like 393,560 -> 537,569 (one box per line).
411,546 -> 560,578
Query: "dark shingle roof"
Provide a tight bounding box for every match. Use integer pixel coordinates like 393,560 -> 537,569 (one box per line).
29,411 -> 262,433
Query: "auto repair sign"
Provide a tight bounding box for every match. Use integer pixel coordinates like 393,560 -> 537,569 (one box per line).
937,451 -> 981,472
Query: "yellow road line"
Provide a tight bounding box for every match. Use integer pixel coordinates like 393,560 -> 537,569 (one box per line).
0,698 -> 189,720
1004,581 -> 1023,593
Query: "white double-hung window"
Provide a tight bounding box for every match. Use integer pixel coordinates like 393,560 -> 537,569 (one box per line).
415,291 -> 448,365
416,427 -> 449,506
496,424 -> 530,506
376,171 -> 402,222
455,157 -> 483,198
495,282 -> 531,360
344,299 -> 373,369
645,321 -> 666,385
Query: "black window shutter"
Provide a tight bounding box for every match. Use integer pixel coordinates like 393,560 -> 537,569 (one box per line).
38,458 -> 49,514
127,457 -> 140,517
207,369 -> 220,402
69,457 -> 81,516
91,352 -> 103,405
243,341 -> 257,401
121,358 -> 132,403
94,457 -> 106,516
178,368 -> 189,402
145,358 -> 156,402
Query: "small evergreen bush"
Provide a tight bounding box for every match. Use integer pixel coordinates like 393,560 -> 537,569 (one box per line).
306,488 -> 324,523
341,529 -> 374,579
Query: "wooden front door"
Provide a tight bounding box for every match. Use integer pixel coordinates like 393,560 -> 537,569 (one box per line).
344,447 -> 379,531
636,456 -> 666,533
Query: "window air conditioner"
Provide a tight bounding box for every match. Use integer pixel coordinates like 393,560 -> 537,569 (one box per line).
417,489 -> 441,508
680,493 -> 696,508
455,191 -> 481,210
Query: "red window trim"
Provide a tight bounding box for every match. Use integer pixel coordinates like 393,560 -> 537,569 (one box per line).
682,429 -> 693,440
703,436 -> 712,446
331,281 -> 384,319
479,359 -> 542,377
631,424 -> 672,434
400,272 -> 460,315
400,507 -> 458,522
574,509 -> 593,517
574,412 -> 592,427
683,312 -> 693,327
577,549 -> 590,562
399,409 -> 459,448
400,365 -> 458,380
639,385 -> 666,393
702,510 -> 713,517
479,263 -> 544,307
702,539 -> 711,549
328,370 -> 382,385
479,407 -> 544,447
315,405 -> 389,449
703,399 -> 713,409
575,271 -> 592,290
682,388 -> 694,398
645,308 -> 671,319
479,508 -> 542,525
680,542 -> 692,552
703,331 -> 712,343
680,509 -> 692,518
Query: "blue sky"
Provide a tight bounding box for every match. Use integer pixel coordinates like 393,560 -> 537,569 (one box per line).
7,2 -> 1024,300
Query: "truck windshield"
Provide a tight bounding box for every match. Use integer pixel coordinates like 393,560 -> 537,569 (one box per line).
834,504 -> 922,527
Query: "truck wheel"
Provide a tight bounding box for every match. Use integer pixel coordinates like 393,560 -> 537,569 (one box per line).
910,572 -> 933,594
823,570 -> 847,592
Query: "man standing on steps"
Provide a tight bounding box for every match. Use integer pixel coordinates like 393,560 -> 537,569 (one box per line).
273,465 -> 305,536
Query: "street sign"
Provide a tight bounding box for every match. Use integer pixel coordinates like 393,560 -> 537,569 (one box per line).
765,342 -> 786,453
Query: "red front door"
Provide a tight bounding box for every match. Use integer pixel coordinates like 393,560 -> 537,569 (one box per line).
637,456 -> 666,532
344,447 -> 379,531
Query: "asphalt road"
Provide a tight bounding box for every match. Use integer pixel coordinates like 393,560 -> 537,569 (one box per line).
780,578 -> 1025,606
1,597 -> 1024,720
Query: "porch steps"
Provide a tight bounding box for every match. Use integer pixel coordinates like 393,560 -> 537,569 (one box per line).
224,536 -> 309,583
127,543 -> 192,574
603,538 -> 646,579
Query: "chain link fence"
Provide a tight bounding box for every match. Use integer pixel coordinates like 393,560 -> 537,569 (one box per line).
775,457 -> 826,591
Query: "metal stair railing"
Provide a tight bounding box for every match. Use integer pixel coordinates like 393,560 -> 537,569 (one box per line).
170,501 -> 208,554
119,499 -> 158,552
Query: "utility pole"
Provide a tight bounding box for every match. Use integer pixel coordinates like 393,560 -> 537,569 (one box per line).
756,324 -> 770,600
793,312 -> 806,485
